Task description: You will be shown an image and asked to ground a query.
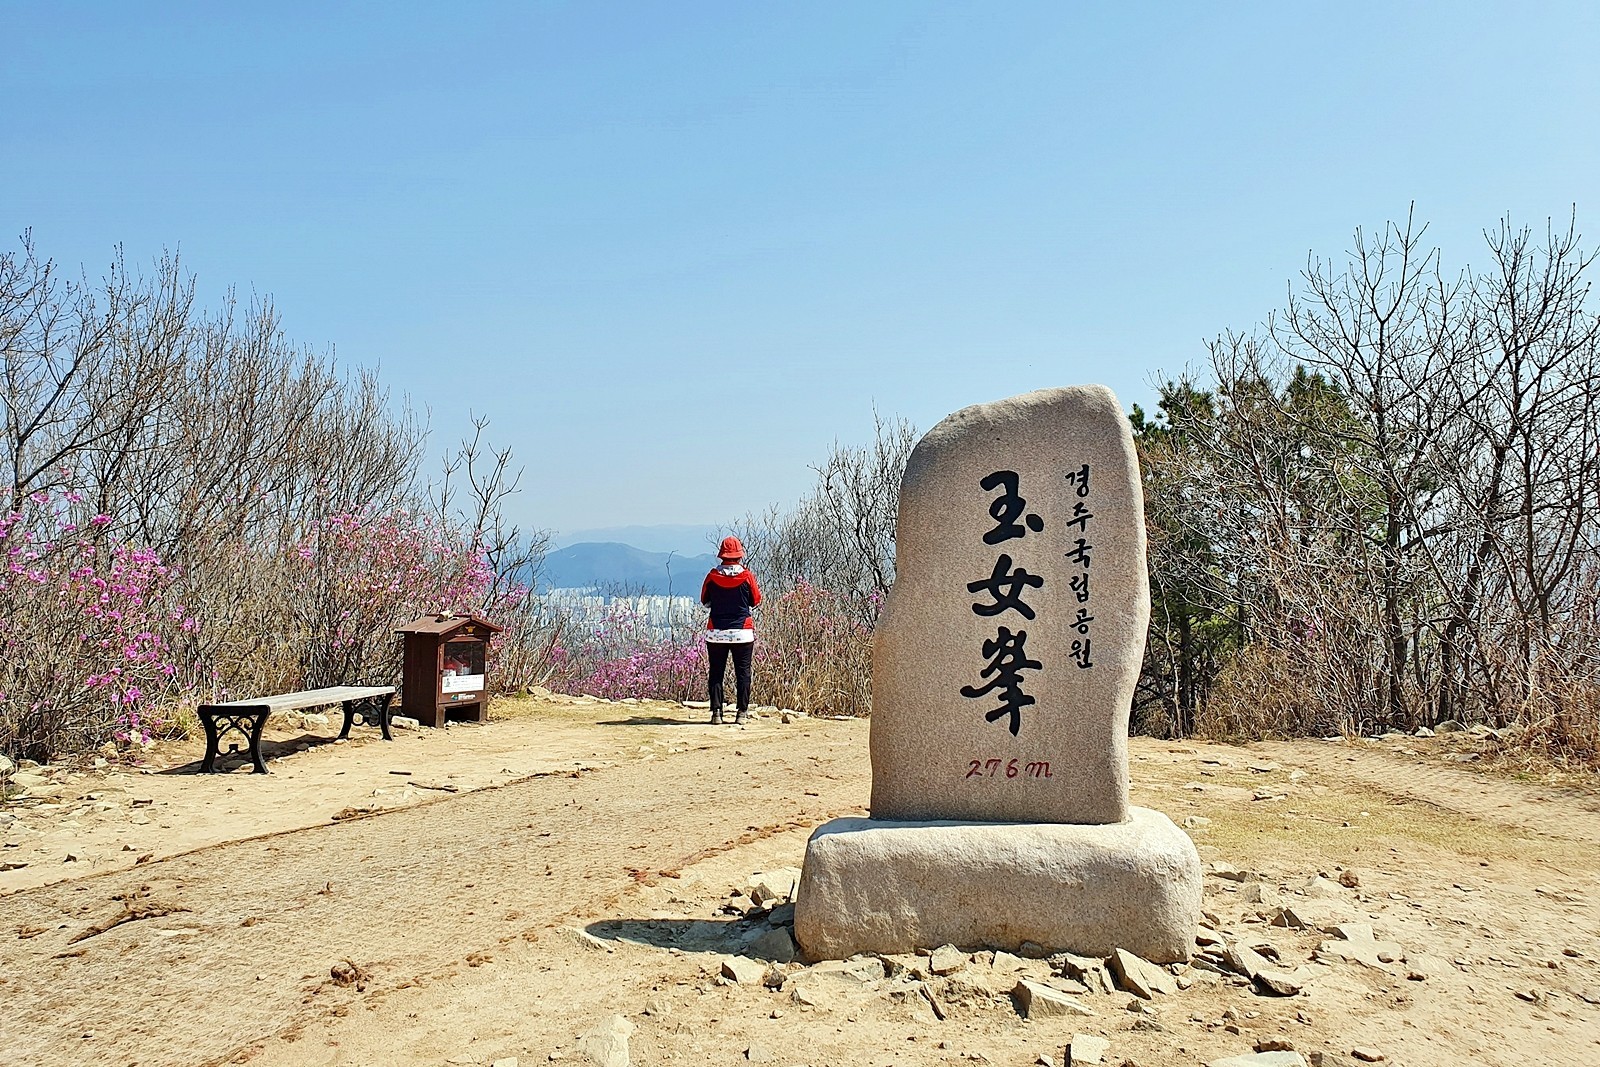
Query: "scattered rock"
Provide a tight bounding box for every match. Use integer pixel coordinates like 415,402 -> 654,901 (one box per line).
1223,944 -> 1272,980
1070,1033 -> 1110,1064
1043,974 -> 1091,996
1059,953 -> 1115,994
1012,978 -> 1096,1019
1350,1049 -> 1384,1063
1533,885 -> 1586,904
1183,815 -> 1212,829
1269,908 -> 1309,930
789,982 -> 832,1008
744,1043 -> 773,1063
1254,1039 -> 1296,1053
765,902 -> 796,927
942,970 -> 1013,1002
817,956 -> 888,983
930,944 -> 968,975
1108,948 -> 1177,998
1337,870 -> 1360,889
1300,876 -> 1346,899
1253,968 -> 1306,997
577,1014 -> 634,1067
1206,1053 -> 1308,1067
1240,883 -> 1283,907
746,926 -> 797,963
1314,925 -> 1403,970
641,996 -> 671,1017
1209,862 -> 1249,882
720,956 -> 767,984
991,950 -> 1026,972
782,957 -> 885,1006
876,953 -> 919,978
390,715 -> 420,730
747,868 -> 801,907
491,1059 -> 519,1067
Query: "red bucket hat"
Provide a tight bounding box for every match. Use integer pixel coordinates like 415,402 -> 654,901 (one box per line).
718,536 -> 746,561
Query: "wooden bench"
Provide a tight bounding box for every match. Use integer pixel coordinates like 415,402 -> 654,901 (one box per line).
197,685 -> 397,774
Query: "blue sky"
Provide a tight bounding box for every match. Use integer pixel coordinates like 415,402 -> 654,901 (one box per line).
5,2 -> 1598,536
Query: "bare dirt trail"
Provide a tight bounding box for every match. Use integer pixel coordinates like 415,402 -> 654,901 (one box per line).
0,703 -> 869,1067
3,700 -> 1599,1067
1252,736 -> 1600,848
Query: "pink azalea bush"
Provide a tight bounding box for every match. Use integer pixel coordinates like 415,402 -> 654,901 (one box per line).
546,580 -> 876,716
287,508 -> 496,688
0,492 -> 191,759
566,639 -> 706,702
546,598 -> 705,702
752,580 -> 874,717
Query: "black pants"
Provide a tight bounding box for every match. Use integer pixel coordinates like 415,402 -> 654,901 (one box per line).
707,641 -> 754,715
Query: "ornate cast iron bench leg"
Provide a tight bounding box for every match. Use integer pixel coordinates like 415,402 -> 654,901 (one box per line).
199,707 -> 271,774
200,710 -> 221,773
338,693 -> 396,741
247,712 -> 269,773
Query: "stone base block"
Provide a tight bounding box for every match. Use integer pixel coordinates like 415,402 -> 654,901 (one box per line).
793,807 -> 1201,963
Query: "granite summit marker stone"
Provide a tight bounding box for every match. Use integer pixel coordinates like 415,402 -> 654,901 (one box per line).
793,385 -> 1202,964
870,385 -> 1147,824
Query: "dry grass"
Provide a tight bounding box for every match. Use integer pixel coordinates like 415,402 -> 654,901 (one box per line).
1132,752 -> 1569,872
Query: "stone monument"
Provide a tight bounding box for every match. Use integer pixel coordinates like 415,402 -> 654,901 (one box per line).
793,385 -> 1202,963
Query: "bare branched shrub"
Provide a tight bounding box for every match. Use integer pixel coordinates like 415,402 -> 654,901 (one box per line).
0,234 -> 558,759
1140,210 -> 1600,763
722,414 -> 914,715
735,412 -> 915,610
752,581 -> 874,717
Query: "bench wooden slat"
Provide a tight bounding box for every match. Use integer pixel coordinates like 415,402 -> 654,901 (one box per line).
197,686 -> 398,773
201,686 -> 395,713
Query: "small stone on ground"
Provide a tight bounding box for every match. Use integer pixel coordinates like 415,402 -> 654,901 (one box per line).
1070,1032 -> 1110,1064
1206,1053 -> 1309,1067
1012,978 -> 1096,1019
720,955 -> 766,984
929,943 -> 967,975
1109,948 -> 1177,998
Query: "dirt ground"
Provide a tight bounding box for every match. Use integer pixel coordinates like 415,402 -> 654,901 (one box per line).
2,693 -> 1598,1067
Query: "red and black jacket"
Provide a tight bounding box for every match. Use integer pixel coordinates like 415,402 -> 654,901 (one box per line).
701,566 -> 762,631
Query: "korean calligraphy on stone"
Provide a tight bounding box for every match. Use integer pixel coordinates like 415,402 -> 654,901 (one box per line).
964,471 -> 1047,735
959,625 -> 1041,736
1065,462 -> 1094,669
979,470 -> 1045,545
967,553 -> 1043,620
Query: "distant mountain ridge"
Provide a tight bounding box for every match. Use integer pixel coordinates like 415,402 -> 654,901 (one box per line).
553,524 -> 722,557
540,541 -> 719,595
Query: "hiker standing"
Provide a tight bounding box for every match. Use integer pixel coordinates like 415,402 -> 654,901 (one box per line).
700,536 -> 762,724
